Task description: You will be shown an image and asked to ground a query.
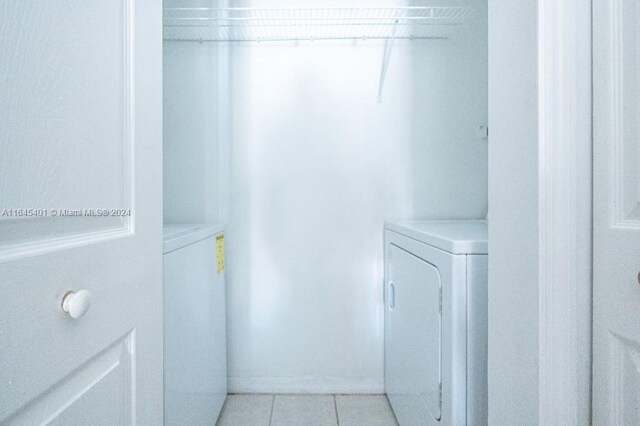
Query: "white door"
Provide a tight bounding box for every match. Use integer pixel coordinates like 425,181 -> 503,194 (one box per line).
0,0 -> 163,424
593,0 -> 640,423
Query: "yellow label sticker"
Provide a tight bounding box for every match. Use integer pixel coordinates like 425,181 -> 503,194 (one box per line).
216,234 -> 224,273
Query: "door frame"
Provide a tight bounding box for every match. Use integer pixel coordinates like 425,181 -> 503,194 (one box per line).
537,0 -> 593,423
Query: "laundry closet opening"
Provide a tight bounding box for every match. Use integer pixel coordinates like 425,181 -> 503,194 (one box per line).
162,0 -> 487,423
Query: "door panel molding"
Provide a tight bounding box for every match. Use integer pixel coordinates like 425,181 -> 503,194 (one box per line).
609,0 -> 640,229
0,0 -> 136,262
4,330 -> 136,426
606,332 -> 640,424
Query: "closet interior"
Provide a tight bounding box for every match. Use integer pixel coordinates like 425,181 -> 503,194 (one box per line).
162,0 -> 487,424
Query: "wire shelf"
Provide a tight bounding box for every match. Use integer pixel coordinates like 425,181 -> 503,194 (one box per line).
163,6 -> 475,42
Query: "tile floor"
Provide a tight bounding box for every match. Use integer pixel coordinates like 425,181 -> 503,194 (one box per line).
216,394 -> 398,426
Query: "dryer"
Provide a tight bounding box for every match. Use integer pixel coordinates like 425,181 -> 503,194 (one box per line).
384,220 -> 488,425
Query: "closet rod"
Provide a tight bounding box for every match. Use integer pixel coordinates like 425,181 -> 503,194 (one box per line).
164,36 -> 447,43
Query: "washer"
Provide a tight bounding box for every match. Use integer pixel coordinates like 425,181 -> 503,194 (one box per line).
163,224 -> 227,425
384,220 -> 487,426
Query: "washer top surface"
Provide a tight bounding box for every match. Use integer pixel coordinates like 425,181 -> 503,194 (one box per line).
163,223 -> 225,254
385,220 -> 488,255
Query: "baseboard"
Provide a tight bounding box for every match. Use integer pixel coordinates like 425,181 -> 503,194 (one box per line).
228,376 -> 384,394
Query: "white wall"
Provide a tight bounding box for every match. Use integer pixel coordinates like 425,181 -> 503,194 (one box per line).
164,42 -> 223,224
487,1 -> 539,422
226,1 -> 487,393
163,0 -> 231,224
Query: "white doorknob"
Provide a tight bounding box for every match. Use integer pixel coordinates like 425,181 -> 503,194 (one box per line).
61,290 -> 92,319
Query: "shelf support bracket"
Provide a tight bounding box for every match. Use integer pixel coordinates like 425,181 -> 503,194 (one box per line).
377,19 -> 399,103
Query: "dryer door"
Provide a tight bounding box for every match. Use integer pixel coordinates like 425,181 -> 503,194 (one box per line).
386,244 -> 442,424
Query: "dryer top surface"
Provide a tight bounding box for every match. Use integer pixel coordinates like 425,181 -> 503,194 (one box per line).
385,220 -> 488,255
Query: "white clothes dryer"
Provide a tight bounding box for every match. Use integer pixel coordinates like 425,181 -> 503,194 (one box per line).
384,221 -> 488,426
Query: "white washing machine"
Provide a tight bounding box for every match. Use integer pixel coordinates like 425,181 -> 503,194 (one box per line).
384,220 -> 487,426
163,224 -> 227,425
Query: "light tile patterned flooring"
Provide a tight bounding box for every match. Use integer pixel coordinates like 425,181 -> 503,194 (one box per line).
216,394 -> 398,426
